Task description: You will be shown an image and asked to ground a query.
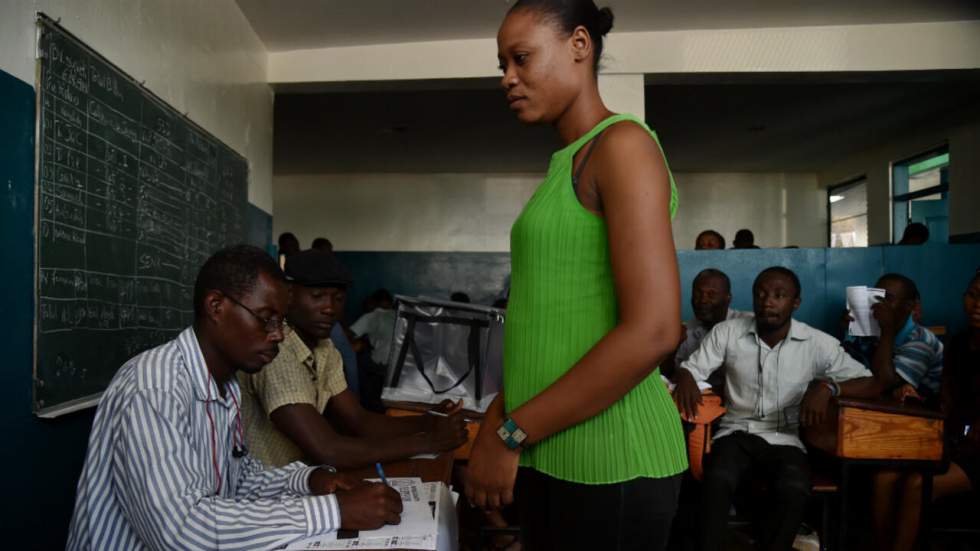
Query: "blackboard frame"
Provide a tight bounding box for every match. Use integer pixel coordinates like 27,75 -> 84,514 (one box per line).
33,14 -> 249,418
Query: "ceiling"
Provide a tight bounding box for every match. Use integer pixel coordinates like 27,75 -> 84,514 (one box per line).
273,71 -> 980,174
237,0 -> 980,52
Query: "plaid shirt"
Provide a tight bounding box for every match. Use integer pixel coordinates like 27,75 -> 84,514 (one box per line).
239,327 -> 348,467
844,317 -> 944,397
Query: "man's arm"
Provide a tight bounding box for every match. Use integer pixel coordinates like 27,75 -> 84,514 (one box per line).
117,390 -> 340,551
802,337 -> 882,427
272,390 -> 466,470
673,322 -> 730,419
869,302 -> 903,389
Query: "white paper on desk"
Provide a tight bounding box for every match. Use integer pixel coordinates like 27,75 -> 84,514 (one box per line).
846,286 -> 886,337
285,479 -> 457,551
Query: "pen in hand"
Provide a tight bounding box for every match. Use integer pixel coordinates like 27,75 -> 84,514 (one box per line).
375,462 -> 389,486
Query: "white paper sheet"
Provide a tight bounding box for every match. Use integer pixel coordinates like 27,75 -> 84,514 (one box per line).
285,478 -> 445,551
846,286 -> 886,337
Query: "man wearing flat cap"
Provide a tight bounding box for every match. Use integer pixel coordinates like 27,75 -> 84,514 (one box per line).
239,249 -> 468,469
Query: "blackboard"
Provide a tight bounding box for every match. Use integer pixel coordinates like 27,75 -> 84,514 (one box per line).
34,17 -> 248,417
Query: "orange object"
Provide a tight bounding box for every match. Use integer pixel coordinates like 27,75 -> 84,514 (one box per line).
681,393 -> 726,480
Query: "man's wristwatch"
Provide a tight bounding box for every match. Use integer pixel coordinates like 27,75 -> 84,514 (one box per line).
496,417 -> 528,450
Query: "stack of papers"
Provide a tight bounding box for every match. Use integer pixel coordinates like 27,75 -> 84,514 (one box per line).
846,286 -> 886,337
286,478 -> 450,551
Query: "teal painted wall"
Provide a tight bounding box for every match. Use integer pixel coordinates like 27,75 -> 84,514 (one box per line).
339,245 -> 980,336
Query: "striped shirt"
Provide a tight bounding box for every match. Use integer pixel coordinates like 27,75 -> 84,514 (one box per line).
845,317 -> 944,396
67,327 -> 341,550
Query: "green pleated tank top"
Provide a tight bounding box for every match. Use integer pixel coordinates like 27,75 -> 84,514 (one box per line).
505,113 -> 688,484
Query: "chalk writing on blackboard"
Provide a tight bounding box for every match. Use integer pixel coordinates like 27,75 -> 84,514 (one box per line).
35,17 -> 247,416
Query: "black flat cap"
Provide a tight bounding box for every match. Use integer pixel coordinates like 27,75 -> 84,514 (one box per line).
284,249 -> 353,287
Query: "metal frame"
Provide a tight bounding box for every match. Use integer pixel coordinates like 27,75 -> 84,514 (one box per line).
827,176 -> 868,248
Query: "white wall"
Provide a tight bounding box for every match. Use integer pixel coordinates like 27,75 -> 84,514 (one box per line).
673,173 -> 826,249
274,173 -> 541,252
0,0 -> 274,212
819,105 -> 980,243
274,171 -> 826,252
268,21 -> 980,84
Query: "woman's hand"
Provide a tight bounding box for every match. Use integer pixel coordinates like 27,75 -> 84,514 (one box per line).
464,421 -> 521,511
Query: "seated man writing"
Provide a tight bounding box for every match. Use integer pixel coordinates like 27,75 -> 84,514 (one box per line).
674,266 -> 879,551
68,245 -> 401,550
843,273 -> 943,404
665,268 -> 751,388
239,249 -> 468,469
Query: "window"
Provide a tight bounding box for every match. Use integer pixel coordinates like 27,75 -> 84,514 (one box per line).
892,146 -> 949,244
829,177 -> 868,248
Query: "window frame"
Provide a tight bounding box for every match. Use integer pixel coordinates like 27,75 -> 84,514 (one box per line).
827,175 -> 868,248
890,144 -> 949,243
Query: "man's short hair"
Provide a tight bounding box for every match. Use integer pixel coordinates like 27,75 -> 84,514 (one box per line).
372,288 -> 394,304
693,268 -> 731,294
878,273 -> 920,302
193,245 -> 285,318
311,237 -> 333,251
696,230 -> 726,249
753,266 -> 801,298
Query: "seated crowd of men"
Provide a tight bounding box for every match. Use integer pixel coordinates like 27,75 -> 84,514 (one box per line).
667,265 -> 977,551
66,239 -> 978,551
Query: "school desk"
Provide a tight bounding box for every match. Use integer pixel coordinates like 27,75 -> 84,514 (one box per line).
804,396 -> 945,551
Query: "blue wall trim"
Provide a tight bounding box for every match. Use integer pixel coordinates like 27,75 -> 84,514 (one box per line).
247,202 -> 274,256
1,68 -> 95,549
338,245 -> 980,336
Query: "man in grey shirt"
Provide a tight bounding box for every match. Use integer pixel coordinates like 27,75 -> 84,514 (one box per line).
664,268 -> 752,387
674,267 -> 880,551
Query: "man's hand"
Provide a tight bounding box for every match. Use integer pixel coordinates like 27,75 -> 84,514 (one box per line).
839,309 -> 854,337
423,412 -> 468,453
430,399 -> 463,415
871,298 -> 900,336
801,381 -> 833,427
337,482 -> 403,530
308,469 -> 361,495
892,383 -> 922,404
673,368 -> 703,421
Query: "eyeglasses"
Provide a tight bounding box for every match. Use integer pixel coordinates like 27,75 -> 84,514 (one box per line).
222,292 -> 286,334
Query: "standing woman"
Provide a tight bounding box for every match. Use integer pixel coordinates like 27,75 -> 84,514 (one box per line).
464,1 -> 687,549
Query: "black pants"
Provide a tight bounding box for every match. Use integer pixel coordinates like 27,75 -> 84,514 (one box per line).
699,432 -> 811,551
515,467 -> 682,551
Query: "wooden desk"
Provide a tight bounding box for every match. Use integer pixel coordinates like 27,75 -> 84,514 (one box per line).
803,397 -> 945,551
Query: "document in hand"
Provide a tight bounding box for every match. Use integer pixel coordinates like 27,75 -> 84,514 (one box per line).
846,286 -> 886,337
286,478 -> 457,551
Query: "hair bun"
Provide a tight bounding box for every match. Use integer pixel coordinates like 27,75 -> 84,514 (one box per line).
596,6 -> 614,36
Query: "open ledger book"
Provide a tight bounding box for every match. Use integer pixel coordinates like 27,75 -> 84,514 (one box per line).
285,478 -> 458,551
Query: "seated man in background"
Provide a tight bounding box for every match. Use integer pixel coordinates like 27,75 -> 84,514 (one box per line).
68,245 -> 400,550
351,288 -> 398,409
695,229 -> 726,250
277,231 -> 301,269
872,271 -> 980,551
663,268 -> 751,389
239,250 -> 468,470
311,236 -> 333,252
844,273 -> 943,403
732,228 -> 760,249
674,266 -> 879,551
898,222 -> 930,245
